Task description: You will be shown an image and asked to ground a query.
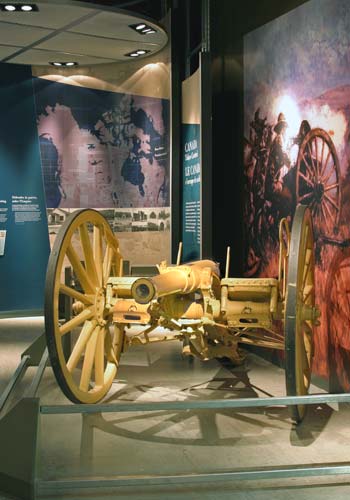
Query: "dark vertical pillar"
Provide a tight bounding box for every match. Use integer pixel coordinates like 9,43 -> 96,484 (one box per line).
200,0 -> 213,259
170,2 -> 183,263
200,51 -> 213,259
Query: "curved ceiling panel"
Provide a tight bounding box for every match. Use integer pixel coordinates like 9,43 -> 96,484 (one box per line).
0,0 -> 168,66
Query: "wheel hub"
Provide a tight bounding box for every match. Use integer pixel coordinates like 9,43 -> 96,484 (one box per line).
314,182 -> 324,202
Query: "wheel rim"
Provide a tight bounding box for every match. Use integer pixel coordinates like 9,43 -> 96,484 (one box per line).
296,128 -> 341,236
45,209 -> 124,404
285,205 -> 315,423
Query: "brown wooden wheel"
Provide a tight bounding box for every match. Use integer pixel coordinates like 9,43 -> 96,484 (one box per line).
296,128 -> 341,237
284,205 -> 315,423
45,209 -> 124,404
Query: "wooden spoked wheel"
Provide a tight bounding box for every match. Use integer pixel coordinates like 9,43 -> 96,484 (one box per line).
45,209 -> 124,404
296,128 -> 341,237
284,205 -> 315,423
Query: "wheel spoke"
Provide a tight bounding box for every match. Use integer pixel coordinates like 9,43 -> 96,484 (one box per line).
301,152 -> 315,179
320,146 -> 331,179
323,203 -> 333,227
300,336 -> 310,372
303,284 -> 314,302
319,136 -> 325,175
321,166 -> 336,186
298,171 -> 314,188
324,193 -> 340,212
59,307 -> 95,336
324,182 -> 339,193
93,225 -> 103,287
315,138 -> 319,175
66,244 -> 95,294
302,247 -> 312,291
79,223 -> 99,286
320,203 -> 332,235
301,346 -> 311,387
307,142 -> 316,175
80,326 -> 100,392
94,327 -> 107,387
59,284 -> 94,305
103,245 -> 114,285
66,320 -> 96,372
299,191 -> 313,202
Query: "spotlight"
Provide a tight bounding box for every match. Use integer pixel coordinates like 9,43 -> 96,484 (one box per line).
49,62 -> 78,67
1,3 -> 39,11
125,50 -> 150,58
129,23 -> 157,35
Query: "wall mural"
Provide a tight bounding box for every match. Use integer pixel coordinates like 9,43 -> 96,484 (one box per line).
34,78 -> 170,265
244,0 -> 350,389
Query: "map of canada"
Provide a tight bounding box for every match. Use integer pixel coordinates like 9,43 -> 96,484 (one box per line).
34,78 -> 170,209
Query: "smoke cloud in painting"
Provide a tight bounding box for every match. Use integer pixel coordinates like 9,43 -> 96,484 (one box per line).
244,0 -> 350,390
303,104 -> 347,156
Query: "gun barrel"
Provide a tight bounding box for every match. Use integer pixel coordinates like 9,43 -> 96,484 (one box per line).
131,260 -> 220,304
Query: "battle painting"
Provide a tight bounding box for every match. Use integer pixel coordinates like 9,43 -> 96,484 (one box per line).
244,0 -> 350,388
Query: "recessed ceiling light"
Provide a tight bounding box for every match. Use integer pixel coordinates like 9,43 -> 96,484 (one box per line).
1,3 -> 39,11
125,50 -> 150,58
49,62 -> 78,67
129,23 -> 157,35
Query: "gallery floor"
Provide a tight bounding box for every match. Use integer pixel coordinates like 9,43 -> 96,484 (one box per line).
1,317 -> 350,499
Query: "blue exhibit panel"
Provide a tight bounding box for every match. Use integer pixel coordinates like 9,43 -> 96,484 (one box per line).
182,124 -> 201,262
0,63 -> 50,314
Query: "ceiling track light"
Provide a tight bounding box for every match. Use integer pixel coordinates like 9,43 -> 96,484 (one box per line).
49,62 -> 78,67
1,3 -> 39,11
129,23 -> 157,35
125,50 -> 150,58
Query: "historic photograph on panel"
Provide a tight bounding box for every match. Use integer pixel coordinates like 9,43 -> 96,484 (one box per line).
244,0 -> 350,388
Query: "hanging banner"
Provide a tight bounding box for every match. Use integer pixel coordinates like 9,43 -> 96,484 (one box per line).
182,124 -> 201,261
0,63 -> 50,315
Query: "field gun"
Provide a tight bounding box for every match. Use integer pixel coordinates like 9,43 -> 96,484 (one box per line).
45,204 -> 319,422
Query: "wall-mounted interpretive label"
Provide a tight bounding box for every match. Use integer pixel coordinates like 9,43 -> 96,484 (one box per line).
0,199 -> 8,224
11,195 -> 42,224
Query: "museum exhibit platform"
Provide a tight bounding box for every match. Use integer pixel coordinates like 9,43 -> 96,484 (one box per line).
1,316 -> 350,500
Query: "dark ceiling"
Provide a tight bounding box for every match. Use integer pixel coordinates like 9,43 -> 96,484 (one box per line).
78,0 -> 168,21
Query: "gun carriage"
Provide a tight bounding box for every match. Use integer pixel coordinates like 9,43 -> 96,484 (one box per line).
45,204 -> 319,423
